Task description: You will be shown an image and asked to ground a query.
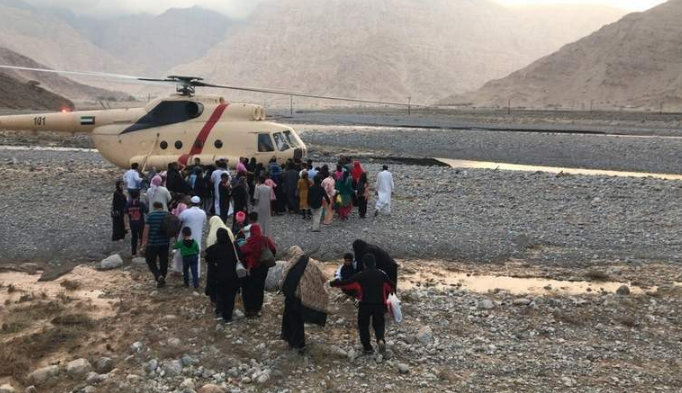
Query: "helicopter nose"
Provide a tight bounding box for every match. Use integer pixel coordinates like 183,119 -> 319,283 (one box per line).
294,147 -> 303,161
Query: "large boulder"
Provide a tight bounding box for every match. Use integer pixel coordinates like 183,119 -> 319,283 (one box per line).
28,365 -> 60,385
100,254 -> 123,270
265,261 -> 287,292
66,358 -> 92,378
198,384 -> 226,393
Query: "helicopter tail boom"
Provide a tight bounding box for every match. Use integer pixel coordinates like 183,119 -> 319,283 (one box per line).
0,111 -> 101,134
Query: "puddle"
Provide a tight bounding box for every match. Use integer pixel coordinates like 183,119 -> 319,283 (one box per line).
407,270 -> 646,295
321,262 -> 646,296
436,158 -> 682,181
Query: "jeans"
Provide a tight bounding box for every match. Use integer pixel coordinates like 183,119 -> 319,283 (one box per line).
182,255 -> 199,288
358,303 -> 385,351
145,245 -> 169,281
130,225 -> 142,256
311,207 -> 323,231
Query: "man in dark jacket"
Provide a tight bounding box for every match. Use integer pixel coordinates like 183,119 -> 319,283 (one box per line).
308,176 -> 331,232
331,254 -> 395,354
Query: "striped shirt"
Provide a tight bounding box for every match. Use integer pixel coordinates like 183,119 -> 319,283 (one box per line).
146,211 -> 169,247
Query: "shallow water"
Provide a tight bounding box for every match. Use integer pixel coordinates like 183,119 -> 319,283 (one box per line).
436,157 -> 682,181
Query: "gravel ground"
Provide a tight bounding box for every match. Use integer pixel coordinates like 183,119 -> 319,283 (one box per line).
299,125 -> 682,175
1,145 -> 681,270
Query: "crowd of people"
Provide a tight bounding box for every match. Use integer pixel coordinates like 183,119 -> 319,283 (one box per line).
110,156 -> 398,354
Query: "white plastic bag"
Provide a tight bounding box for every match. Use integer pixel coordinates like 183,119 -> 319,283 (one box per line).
236,261 -> 248,278
387,293 -> 402,323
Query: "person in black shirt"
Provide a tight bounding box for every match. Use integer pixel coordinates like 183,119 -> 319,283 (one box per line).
205,228 -> 242,323
307,176 -> 331,232
331,254 -> 395,354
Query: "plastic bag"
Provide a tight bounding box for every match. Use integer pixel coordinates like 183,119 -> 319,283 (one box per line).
236,261 -> 248,278
386,293 -> 402,323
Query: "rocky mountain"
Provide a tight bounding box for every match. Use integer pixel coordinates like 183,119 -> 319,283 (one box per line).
0,0 -> 128,73
63,6 -> 234,75
442,0 -> 682,110
170,0 -> 626,105
0,71 -> 73,110
0,47 -> 128,101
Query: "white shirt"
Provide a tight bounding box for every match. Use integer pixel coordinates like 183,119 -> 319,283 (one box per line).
146,186 -> 172,211
179,207 -> 207,250
376,170 -> 394,194
124,169 -> 142,190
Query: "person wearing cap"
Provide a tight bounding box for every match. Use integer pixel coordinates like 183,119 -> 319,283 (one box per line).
179,196 -> 207,278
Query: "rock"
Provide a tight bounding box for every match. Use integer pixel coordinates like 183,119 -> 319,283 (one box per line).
28,365 -> 60,385
256,372 -> 270,384
513,298 -> 532,306
330,346 -> 348,358
181,354 -> 198,367
147,359 -> 159,373
100,254 -> 123,270
478,299 -> 494,310
416,325 -> 433,345
242,377 -> 252,384
132,257 -> 147,265
198,384 -> 226,393
397,363 -> 410,374
94,357 -> 114,373
67,358 -> 93,378
0,384 -> 15,393
168,337 -> 182,347
24,387 -> 38,393
180,378 -> 195,390
264,261 -> 287,291
86,372 -> 108,385
130,341 -> 144,353
616,285 -> 631,296
163,360 -> 183,377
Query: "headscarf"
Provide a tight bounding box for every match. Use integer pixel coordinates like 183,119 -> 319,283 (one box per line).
172,202 -> 187,216
351,161 -> 364,182
207,216 -> 233,247
216,228 -> 231,245
146,175 -> 163,203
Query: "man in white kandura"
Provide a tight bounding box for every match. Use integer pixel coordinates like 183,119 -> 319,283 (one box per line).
374,165 -> 394,217
179,196 -> 208,278
211,159 -> 230,216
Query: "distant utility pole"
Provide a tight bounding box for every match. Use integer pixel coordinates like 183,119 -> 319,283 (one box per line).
507,98 -> 511,115
290,95 -> 293,116
660,102 -> 664,114
590,99 -> 594,113
407,97 -> 412,116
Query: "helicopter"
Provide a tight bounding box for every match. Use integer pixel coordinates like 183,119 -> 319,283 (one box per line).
0,65 -> 419,170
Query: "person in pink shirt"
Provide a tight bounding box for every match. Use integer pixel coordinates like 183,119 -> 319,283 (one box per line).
264,173 -> 277,214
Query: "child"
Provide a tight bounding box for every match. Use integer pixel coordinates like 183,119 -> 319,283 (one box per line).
232,211 -> 247,246
124,189 -> 147,257
173,227 -> 200,289
335,253 -> 359,297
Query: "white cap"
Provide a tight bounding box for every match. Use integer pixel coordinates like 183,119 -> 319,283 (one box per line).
191,196 -> 201,204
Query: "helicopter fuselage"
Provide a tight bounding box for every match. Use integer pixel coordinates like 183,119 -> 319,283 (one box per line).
0,95 -> 307,169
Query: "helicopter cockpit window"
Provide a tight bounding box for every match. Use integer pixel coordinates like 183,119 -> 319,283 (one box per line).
122,101 -> 204,134
283,131 -> 299,148
273,132 -> 290,151
258,133 -> 275,152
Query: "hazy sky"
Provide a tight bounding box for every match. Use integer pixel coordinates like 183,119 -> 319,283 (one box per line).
24,0 -> 668,17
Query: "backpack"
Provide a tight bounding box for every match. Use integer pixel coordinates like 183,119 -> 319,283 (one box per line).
160,214 -> 181,238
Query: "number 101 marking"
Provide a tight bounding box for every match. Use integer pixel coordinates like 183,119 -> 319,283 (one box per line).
33,116 -> 46,126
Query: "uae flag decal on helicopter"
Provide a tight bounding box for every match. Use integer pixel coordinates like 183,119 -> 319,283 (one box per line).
80,116 -> 96,125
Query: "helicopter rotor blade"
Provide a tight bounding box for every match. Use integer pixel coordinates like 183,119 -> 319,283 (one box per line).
0,65 -> 172,84
198,82 -> 424,107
